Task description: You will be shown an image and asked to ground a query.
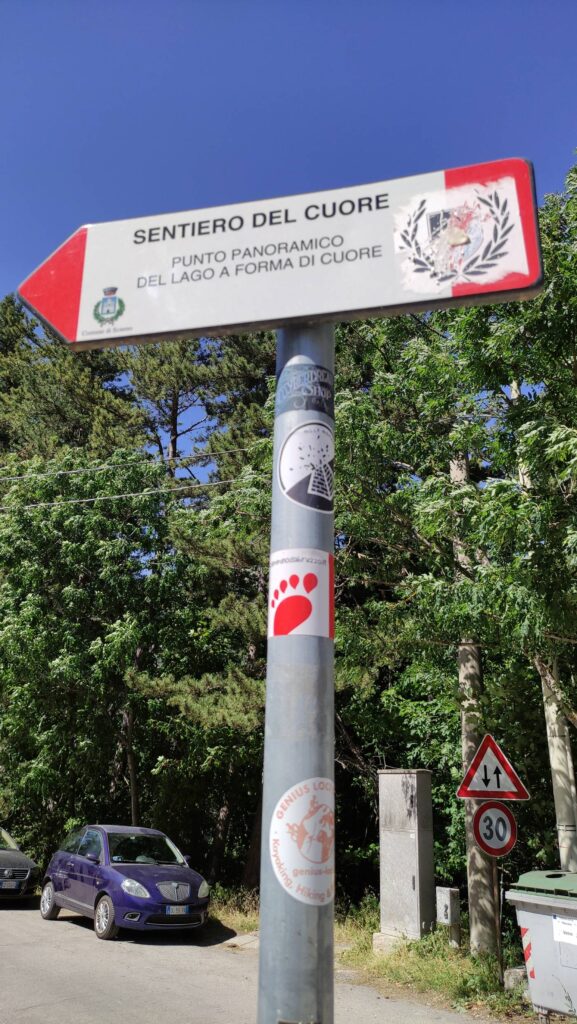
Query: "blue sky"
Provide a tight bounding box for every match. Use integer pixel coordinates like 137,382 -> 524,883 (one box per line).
1,0 -> 577,301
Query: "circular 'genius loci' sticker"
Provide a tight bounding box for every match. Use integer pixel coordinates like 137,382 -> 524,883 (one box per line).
269,777 -> 335,906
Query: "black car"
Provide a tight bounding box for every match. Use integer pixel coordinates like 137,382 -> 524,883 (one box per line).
0,827 -> 41,898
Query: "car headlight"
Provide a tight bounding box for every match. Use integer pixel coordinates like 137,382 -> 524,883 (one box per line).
198,880 -> 210,899
121,878 -> 150,899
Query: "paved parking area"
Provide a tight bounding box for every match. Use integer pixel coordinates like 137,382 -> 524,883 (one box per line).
0,901 -> 492,1024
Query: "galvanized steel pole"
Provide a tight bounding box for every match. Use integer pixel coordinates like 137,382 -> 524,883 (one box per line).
257,324 -> 335,1024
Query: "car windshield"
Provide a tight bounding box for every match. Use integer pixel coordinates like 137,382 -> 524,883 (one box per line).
107,832 -> 184,865
0,828 -> 19,851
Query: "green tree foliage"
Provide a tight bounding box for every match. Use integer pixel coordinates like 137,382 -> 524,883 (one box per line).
0,454 -> 198,851
1,164 -> 577,903
0,296 -> 144,457
135,331 -> 276,883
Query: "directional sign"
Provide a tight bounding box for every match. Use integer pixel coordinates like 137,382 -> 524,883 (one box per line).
457,734 -> 530,800
473,801 -> 517,858
18,158 -> 542,352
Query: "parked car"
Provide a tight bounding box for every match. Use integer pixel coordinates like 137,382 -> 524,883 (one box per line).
40,824 -> 210,940
0,827 -> 41,898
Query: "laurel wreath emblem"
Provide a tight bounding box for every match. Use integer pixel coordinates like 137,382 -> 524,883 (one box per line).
399,191 -> 514,284
93,298 -> 126,325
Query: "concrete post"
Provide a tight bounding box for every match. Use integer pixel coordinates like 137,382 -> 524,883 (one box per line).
436,886 -> 461,947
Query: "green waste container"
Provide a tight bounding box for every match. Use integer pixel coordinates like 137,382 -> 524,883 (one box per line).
506,870 -> 577,1017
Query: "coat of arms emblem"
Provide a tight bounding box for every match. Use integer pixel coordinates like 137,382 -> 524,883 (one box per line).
93,287 -> 125,325
394,178 -> 527,292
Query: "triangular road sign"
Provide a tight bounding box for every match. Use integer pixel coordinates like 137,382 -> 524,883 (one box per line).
457,734 -> 530,800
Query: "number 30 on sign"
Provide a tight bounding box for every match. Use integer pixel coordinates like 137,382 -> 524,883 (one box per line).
473,801 -> 517,858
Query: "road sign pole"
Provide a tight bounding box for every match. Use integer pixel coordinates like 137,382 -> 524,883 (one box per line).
257,324 -> 335,1024
492,859 -> 503,983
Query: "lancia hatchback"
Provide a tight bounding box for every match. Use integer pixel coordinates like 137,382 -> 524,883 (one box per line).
40,824 -> 210,939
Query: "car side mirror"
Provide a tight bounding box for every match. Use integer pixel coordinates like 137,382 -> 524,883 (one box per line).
183,854 -> 192,865
86,853 -> 100,864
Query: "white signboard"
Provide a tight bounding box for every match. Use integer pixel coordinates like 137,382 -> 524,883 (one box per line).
268,548 -> 334,638
18,159 -> 542,351
553,915 -> 577,946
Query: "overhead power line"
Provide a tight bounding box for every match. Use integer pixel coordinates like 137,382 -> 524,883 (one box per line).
0,475 -> 268,513
0,445 -> 266,485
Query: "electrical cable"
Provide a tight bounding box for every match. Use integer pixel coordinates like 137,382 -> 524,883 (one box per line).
0,445 -> 268,484
0,475 -> 268,513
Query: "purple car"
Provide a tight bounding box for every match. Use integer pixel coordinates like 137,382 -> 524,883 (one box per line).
40,824 -> 210,940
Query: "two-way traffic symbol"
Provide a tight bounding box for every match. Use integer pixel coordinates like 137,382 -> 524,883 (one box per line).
457,734 -> 530,800
482,764 -> 501,788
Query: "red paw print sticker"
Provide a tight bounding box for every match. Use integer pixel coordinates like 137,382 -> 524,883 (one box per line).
268,549 -> 334,639
270,572 -> 318,635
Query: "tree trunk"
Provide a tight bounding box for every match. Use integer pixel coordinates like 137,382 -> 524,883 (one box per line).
242,793 -> 262,890
208,795 -> 232,883
458,641 -> 499,955
451,455 -> 498,955
511,382 -> 577,870
535,656 -> 577,870
168,389 -> 179,474
122,706 -> 141,826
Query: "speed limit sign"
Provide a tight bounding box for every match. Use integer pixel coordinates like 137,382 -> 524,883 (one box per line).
473,801 -> 517,857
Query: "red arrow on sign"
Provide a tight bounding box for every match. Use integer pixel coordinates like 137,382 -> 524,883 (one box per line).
457,734 -> 530,800
19,228 -> 88,344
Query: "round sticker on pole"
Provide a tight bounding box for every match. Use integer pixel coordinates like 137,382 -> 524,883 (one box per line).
269,777 -> 335,906
278,422 -> 334,513
473,801 -> 517,858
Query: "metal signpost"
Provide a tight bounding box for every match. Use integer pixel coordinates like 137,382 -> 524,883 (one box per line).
472,798 -> 518,984
260,325 -> 336,1024
19,159 -> 543,1024
459,734 -> 529,985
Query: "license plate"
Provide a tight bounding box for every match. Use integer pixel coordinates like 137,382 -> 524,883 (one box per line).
0,880 -> 20,889
166,904 -> 190,916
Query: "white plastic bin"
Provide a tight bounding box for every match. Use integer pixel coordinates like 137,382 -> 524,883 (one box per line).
506,870 -> 577,1017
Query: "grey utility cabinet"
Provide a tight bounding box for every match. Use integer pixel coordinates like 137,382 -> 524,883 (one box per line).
375,769 -> 435,947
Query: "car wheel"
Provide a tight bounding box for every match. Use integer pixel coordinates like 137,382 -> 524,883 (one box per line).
94,895 -> 118,940
40,881 -> 60,920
